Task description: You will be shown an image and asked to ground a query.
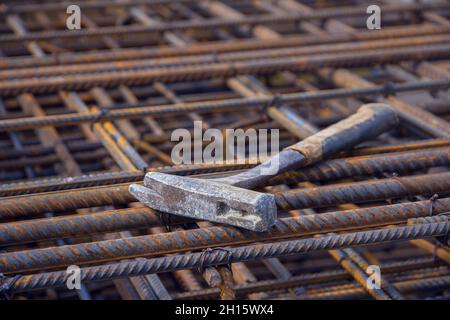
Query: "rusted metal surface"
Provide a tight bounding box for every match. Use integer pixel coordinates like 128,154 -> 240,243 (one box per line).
0,0 -> 449,300
0,202 -> 448,274
275,172 -> 450,210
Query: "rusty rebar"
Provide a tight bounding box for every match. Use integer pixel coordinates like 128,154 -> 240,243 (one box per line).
0,2 -> 446,42
0,204 -> 448,274
1,0 -> 449,300
275,172 -> 450,210
3,219 -> 448,291
1,146 -> 448,197
0,79 -> 448,130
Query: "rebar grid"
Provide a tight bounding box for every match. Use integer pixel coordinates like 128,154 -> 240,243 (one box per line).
0,0 -> 449,301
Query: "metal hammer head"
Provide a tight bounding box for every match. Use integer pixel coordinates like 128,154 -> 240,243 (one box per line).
129,172 -> 277,232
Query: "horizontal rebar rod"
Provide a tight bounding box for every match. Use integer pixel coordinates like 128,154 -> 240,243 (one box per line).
1,136 -> 447,162
1,0 -> 448,301
8,257 -> 438,296
3,35 -> 448,80
0,0 -> 212,14
0,184 -> 134,220
172,259 -> 444,299
346,138 -> 450,156
2,171 -> 450,220
3,220 -> 448,289
0,207 -> 186,245
0,201 -> 448,273
0,147 -> 448,197
275,172 -> 450,210
0,79 -> 448,130
0,45 -> 449,95
297,275 -> 450,300
0,2 -> 446,42
270,147 -> 450,185
1,25 -> 446,70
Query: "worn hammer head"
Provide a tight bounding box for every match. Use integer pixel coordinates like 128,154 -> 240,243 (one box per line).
129,172 -> 277,232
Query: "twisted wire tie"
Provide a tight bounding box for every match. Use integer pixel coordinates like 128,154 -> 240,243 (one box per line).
382,81 -> 397,97
89,108 -> 110,130
268,93 -> 283,109
197,247 -> 234,275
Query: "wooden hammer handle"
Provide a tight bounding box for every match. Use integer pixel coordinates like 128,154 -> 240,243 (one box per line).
216,103 -> 398,189
285,103 -> 399,164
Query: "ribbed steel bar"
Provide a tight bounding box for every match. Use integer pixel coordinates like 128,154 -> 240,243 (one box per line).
0,14 -> 96,300
171,258 -> 442,299
0,146 -> 448,197
0,45 -> 449,95
3,35 -> 448,80
173,260 -> 442,300
297,275 -> 450,300
347,138 -> 450,156
340,248 -> 404,300
325,68 -> 450,138
0,0 -> 449,300
75,42 -> 176,300
2,219 -> 448,290
1,25 -> 446,69
0,140 -> 103,160
0,207 -> 156,245
275,172 -> 450,210
270,147 -> 450,185
0,206 -> 194,245
0,184 -> 134,220
0,201 -> 448,274
0,2 -> 446,42
212,2 -> 420,299
0,150 -> 111,170
320,249 -> 394,299
2,170 -> 450,220
1,197 -> 448,246
7,257 -> 438,298
1,0 -> 206,13
0,79 -> 448,131
410,239 -> 450,264
278,262 -> 450,298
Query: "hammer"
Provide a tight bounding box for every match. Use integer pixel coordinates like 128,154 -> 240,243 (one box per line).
130,103 -> 398,231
